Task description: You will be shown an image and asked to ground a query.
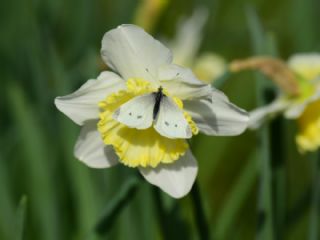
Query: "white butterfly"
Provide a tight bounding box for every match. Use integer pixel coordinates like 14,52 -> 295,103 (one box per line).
113,87 -> 192,139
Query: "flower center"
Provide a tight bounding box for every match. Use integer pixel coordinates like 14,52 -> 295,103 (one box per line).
97,78 -> 198,168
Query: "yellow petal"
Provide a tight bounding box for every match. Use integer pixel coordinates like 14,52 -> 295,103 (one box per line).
296,99 -> 320,152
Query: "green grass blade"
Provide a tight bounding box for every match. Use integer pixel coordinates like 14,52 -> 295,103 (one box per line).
190,181 -> 210,240
246,6 -> 276,240
95,176 -> 140,236
15,196 -> 27,240
0,155 -> 15,240
7,82 -> 60,240
215,150 -> 258,239
50,46 -> 107,238
309,152 -> 320,240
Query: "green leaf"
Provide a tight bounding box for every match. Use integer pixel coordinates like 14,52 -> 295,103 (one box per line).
308,152 -> 320,240
7,82 -> 60,240
215,150 -> 258,239
94,177 -> 140,236
15,196 -> 27,240
246,6 -> 277,240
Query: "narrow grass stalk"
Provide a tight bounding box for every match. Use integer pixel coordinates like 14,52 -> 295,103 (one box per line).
15,196 -> 27,240
246,6 -> 276,240
0,155 -> 15,240
215,150 -> 258,239
255,103 -> 274,240
7,82 -> 59,240
152,188 -> 172,240
309,152 -> 320,240
271,118 -> 286,239
191,181 -> 210,240
50,45 -> 103,237
94,177 -> 139,236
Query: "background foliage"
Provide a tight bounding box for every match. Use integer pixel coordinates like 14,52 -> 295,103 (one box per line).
0,0 -> 319,239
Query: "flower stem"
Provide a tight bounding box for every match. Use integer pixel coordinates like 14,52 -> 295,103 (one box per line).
152,188 -> 171,240
94,177 -> 139,236
246,6 -> 277,240
270,117 -> 286,240
256,120 -> 274,240
309,152 -> 320,240
190,181 -> 210,240
215,150 -> 258,239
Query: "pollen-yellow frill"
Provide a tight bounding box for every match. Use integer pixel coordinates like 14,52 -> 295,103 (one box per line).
98,78 -> 198,168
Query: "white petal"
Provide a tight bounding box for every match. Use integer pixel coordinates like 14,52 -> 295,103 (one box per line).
159,64 -> 204,85
171,7 -> 209,66
158,64 -> 211,100
55,71 -> 125,125
74,121 -> 118,168
249,98 -> 289,129
288,53 -> 320,80
101,24 -> 172,82
284,90 -> 320,119
284,104 -> 306,119
184,89 -> 249,136
139,150 -> 198,198
288,53 -> 320,68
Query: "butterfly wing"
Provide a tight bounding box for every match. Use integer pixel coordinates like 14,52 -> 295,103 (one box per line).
113,94 -> 154,129
154,96 -> 192,139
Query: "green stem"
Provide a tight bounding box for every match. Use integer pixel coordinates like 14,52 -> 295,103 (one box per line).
15,196 -> 27,240
271,117 -> 286,240
215,150 -> 258,239
94,177 -> 139,236
309,152 -> 320,240
256,89 -> 275,240
152,188 -> 171,240
190,181 -> 210,240
246,6 -> 277,240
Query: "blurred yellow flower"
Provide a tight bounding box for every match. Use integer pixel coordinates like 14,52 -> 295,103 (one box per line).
289,54 -> 320,152
296,99 -> 320,152
231,53 -> 320,153
134,0 -> 168,32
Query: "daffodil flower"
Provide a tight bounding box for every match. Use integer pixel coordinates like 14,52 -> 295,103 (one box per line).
231,54 -> 320,153
55,25 -> 248,198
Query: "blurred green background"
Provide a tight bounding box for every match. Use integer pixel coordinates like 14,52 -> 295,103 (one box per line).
1,0 -> 320,239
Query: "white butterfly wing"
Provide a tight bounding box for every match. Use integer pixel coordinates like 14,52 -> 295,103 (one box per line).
154,96 -> 192,139
113,94 -> 154,129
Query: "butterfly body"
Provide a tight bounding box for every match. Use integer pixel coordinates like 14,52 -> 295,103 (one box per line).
113,86 -> 192,139
153,87 -> 164,119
